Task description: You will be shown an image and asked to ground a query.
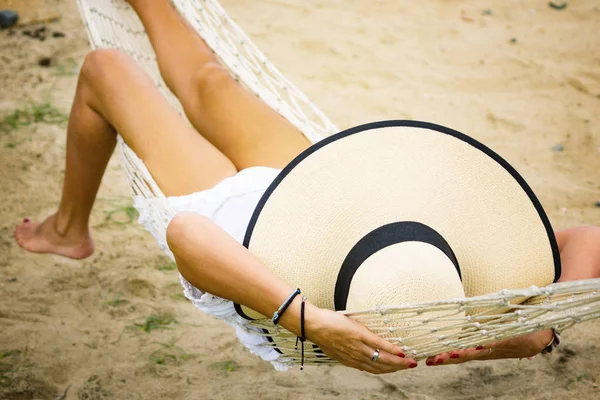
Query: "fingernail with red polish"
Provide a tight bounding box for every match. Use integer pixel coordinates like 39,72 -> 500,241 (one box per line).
476,346 -> 484,350
409,362 -> 418,368
23,218 -> 30,223
426,360 -> 434,366
436,358 -> 444,364
397,352 -> 405,358
450,353 -> 460,359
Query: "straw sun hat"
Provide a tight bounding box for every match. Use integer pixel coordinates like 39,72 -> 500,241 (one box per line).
234,120 -> 560,349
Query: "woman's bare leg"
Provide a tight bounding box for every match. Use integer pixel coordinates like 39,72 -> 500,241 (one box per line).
15,49 -> 236,259
13,54 -> 116,259
127,0 -> 311,170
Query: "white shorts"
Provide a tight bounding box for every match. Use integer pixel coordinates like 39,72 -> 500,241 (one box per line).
164,166 -> 280,243
134,166 -> 281,255
134,166 -> 290,369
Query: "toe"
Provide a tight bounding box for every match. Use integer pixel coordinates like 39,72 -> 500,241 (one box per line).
14,230 -> 25,248
17,220 -> 36,236
14,221 -> 37,249
14,224 -> 23,240
15,223 -> 26,238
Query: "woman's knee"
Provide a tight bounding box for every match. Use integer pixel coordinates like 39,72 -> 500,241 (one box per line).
190,62 -> 233,106
80,49 -> 140,90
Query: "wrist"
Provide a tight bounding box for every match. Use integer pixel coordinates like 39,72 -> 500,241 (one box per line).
540,329 -> 561,354
276,298 -> 323,338
271,288 -> 301,325
302,303 -> 325,342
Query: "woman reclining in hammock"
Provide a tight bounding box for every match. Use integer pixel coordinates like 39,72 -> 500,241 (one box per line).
14,0 -> 600,374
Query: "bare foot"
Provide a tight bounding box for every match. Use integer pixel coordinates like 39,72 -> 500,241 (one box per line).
14,214 -> 94,259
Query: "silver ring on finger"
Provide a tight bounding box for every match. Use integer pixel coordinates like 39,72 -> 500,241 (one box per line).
371,349 -> 380,362
487,348 -> 493,356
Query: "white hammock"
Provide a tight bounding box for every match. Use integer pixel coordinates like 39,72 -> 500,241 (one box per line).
76,0 -> 600,364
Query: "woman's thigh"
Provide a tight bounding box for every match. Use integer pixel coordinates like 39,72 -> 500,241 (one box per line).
82,50 -> 236,196
178,63 -> 312,171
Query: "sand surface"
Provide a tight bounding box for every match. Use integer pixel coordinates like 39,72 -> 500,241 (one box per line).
1,0 -> 599,399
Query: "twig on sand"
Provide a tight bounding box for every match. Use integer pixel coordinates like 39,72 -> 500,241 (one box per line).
549,1 -> 568,10
54,383 -> 71,400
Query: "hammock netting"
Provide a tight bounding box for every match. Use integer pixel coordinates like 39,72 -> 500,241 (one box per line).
76,0 -> 600,364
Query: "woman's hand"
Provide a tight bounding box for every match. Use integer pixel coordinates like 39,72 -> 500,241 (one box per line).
424,329 -> 553,366
304,306 -> 418,374
426,226 -> 600,367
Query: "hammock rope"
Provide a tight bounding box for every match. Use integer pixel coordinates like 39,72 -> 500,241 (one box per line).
76,0 -> 600,364
77,0 -> 337,241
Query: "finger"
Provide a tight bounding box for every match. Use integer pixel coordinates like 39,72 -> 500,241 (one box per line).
375,349 -> 417,369
434,353 -> 453,365
360,342 -> 418,369
426,347 -> 484,366
359,360 -> 405,375
357,345 -> 415,373
449,348 -> 483,363
362,331 -> 406,359
468,345 -> 497,361
358,361 -> 386,374
425,351 -> 452,366
363,346 -> 419,371
429,346 -> 495,366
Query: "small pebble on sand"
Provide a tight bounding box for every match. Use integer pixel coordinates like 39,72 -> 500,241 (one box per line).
38,57 -> 53,67
595,201 -> 600,208
0,10 -> 19,29
552,144 -> 564,152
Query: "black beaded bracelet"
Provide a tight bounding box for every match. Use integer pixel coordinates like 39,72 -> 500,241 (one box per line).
272,288 -> 301,325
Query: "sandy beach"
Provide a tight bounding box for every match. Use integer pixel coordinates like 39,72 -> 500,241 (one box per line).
1,0 -> 599,399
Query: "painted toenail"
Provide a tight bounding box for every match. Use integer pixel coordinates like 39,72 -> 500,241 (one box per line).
23,218 -> 30,223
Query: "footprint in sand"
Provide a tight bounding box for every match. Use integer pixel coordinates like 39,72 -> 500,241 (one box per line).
116,278 -> 157,299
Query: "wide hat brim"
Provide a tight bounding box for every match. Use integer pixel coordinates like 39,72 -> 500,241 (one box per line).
235,120 -> 561,322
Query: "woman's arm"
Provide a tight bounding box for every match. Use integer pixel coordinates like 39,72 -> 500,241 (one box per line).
166,212 -> 417,373
424,225 -> 600,366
